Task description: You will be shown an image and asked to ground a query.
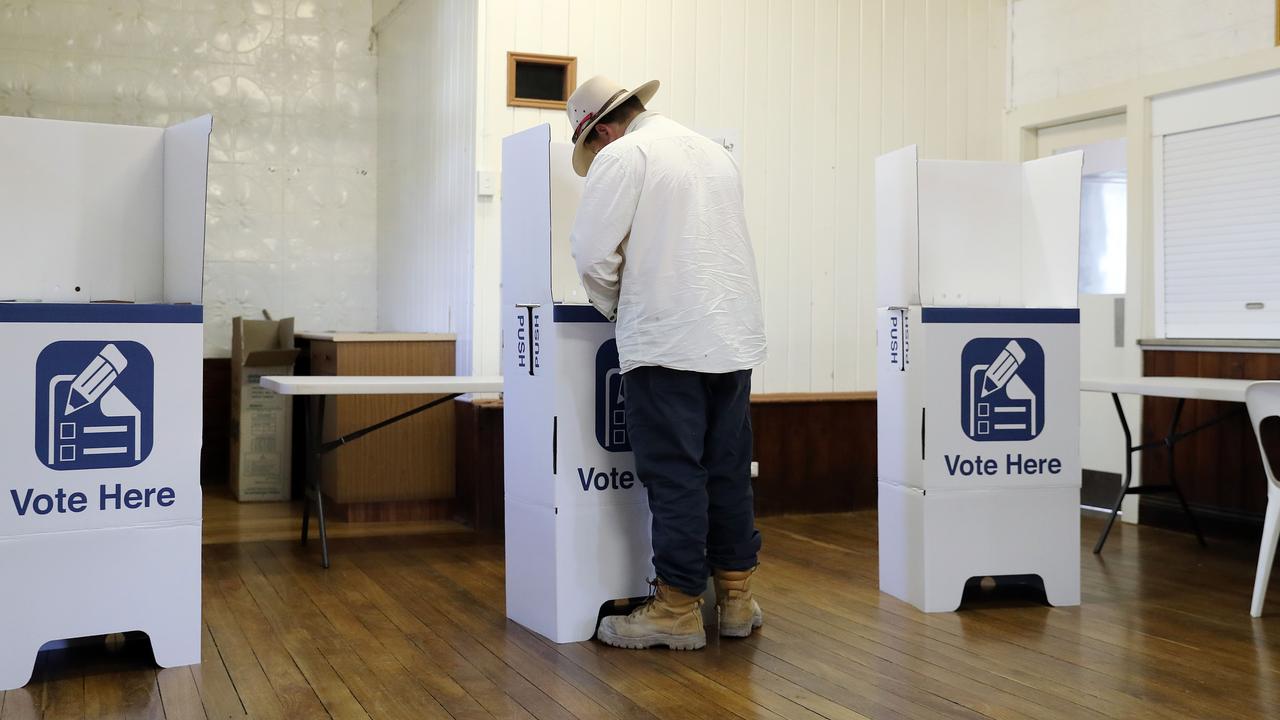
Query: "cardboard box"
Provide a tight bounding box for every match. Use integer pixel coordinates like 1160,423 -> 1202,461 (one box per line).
874,145 -> 1084,613
501,126 -> 656,643
0,114 -> 211,690
230,315 -> 299,502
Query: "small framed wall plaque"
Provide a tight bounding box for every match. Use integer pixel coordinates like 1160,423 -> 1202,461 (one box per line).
507,52 -> 577,110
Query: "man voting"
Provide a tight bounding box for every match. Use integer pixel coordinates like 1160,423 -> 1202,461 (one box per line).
566,76 -> 769,650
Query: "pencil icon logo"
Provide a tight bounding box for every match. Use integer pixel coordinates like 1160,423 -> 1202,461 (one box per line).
980,340 -> 1025,398
35,340 -> 154,471
961,338 -> 1045,442
64,343 -> 128,415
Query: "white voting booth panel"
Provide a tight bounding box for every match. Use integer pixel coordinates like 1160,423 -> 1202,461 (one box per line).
875,145 -> 1084,613
0,115 -> 211,690
501,125 -> 654,643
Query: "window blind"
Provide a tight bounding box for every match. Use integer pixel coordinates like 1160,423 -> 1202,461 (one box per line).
1161,113 -> 1280,339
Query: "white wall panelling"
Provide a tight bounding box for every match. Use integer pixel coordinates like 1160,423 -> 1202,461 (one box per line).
1009,0 -> 1276,109
474,0 -> 1010,392
375,0 -> 479,372
0,0 -> 380,357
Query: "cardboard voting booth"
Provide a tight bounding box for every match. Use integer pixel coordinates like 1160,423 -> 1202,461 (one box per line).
501,125 -> 658,643
0,114 -> 211,689
875,145 -> 1084,613
230,314 -> 299,502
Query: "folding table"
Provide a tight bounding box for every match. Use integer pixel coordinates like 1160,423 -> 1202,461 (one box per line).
1082,376 -> 1254,553
260,375 -> 503,567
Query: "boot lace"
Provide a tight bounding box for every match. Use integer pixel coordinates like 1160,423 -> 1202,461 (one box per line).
630,578 -> 660,617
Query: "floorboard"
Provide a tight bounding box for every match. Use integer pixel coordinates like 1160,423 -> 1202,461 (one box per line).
6,504 -> 1280,719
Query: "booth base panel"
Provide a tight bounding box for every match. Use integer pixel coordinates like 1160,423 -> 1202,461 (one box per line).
0,522 -> 202,691
504,497 -> 654,643
877,481 -> 1080,613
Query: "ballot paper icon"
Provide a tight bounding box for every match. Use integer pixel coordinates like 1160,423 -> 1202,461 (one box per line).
35,341 -> 155,470
595,339 -> 631,452
960,338 -> 1045,442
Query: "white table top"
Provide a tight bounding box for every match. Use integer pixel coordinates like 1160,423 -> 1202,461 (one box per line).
260,375 -> 503,396
1081,376 -> 1255,403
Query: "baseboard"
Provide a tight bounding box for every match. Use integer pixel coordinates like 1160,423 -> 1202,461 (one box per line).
322,498 -> 457,523
1140,495 -> 1264,542
1081,469 -> 1121,510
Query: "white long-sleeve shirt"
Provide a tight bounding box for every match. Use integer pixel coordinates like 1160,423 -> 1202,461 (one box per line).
570,112 -> 767,375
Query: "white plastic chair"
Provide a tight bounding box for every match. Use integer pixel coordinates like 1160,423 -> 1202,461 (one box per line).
1245,382 -> 1280,617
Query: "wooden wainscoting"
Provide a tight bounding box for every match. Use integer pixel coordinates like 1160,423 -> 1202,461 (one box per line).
1141,349 -> 1280,539
750,392 -> 878,515
452,392 -> 878,531
201,358 -> 231,486
454,397 -> 505,533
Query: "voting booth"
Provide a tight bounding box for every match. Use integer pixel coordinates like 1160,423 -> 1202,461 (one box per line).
500,124 -> 658,643
875,145 -> 1084,613
0,115 -> 211,689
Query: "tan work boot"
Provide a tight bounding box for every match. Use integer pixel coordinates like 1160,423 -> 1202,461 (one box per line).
597,581 -> 707,650
715,566 -> 764,637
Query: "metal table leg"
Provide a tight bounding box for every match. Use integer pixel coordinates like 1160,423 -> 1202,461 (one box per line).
301,394 -> 330,568
1095,394 -> 1225,553
1094,393 -> 1133,554
298,391 -> 462,568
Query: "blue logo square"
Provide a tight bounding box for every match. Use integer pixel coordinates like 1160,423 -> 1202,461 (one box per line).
960,338 -> 1045,442
595,339 -> 630,452
35,341 -> 155,470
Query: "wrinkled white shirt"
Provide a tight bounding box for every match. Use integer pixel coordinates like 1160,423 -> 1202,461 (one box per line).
571,112 -> 767,375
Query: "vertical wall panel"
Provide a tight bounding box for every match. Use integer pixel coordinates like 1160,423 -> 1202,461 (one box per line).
967,0 -> 989,160
946,0 -> 969,158
376,0 -> 477,370
762,0 -> 793,392
595,1 -> 623,92
882,0 -> 906,152
923,0 -> 950,159
645,0 -> 674,98
854,0 -> 882,390
903,0 -> 928,149
667,1 -> 697,124
694,0 -> 723,130
743,0 -> 771,380
810,0 -> 839,391
463,0 -> 1009,388
988,0 -> 1008,155
786,0 -> 816,390
832,0 -> 861,391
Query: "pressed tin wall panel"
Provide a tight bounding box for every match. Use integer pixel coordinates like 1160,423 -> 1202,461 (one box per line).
0,0 -> 378,357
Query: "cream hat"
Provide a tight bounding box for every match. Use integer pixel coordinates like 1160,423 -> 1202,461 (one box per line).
566,75 -> 660,176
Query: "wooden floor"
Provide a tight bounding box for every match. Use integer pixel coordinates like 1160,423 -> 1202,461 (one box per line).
4,510 -> 1280,719
201,487 -> 469,545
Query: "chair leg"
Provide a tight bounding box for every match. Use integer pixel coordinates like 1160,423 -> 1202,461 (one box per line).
1251,493 -> 1280,618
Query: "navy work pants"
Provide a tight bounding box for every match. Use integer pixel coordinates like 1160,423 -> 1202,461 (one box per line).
622,366 -> 762,597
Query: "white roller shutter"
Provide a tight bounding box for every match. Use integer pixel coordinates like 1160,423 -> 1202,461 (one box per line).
1161,113 -> 1280,339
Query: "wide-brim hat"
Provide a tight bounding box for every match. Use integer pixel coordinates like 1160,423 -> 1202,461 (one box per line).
566,76 -> 660,176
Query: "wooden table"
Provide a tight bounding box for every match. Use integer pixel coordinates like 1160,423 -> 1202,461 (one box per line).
294,332 -> 459,521
1081,376 -> 1254,554
261,375 -> 504,567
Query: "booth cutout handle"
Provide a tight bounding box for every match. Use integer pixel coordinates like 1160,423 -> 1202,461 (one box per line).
921,408 -> 926,460
515,303 -> 541,376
